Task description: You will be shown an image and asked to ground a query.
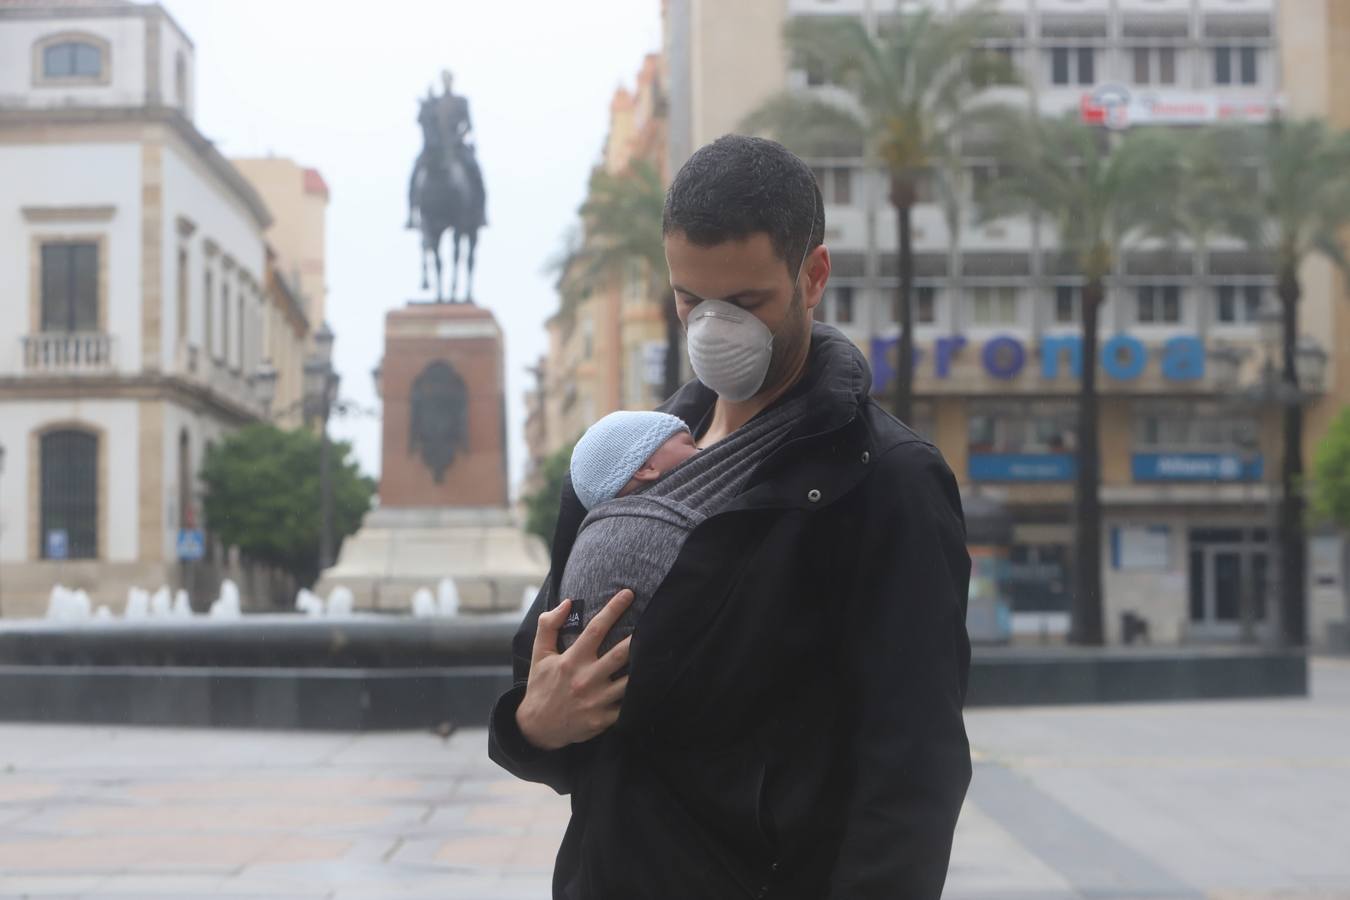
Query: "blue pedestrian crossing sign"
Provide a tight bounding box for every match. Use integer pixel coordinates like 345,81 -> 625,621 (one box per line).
45,529 -> 69,560
177,528 -> 205,562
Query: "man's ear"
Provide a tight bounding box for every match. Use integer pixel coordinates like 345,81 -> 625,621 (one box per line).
630,463 -> 661,484
804,245 -> 831,314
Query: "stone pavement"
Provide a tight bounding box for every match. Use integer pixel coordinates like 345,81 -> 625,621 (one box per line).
0,659 -> 1345,899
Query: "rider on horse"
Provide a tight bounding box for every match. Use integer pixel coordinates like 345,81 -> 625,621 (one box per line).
407,70 -> 486,230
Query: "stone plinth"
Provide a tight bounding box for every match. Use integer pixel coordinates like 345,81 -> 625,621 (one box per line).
379,303 -> 508,508
318,507 -> 547,613
320,301 -> 546,614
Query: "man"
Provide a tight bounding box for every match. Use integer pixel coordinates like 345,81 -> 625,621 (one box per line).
489,135 -> 971,899
406,70 -> 476,229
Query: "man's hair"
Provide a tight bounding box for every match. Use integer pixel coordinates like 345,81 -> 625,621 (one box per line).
662,134 -> 824,274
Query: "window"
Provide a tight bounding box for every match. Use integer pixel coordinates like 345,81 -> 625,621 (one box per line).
1214,46 -> 1259,85
1132,46 -> 1176,85
970,287 -> 1019,325
175,52 -> 187,107
1054,285 -> 1080,323
969,402 -> 1075,454
41,242 -> 99,332
204,271 -> 214,358
176,248 -> 189,342
221,282 -> 231,362
916,286 -> 936,324
1216,285 -> 1264,324
178,429 -> 193,529
581,317 -> 594,360
1137,404 -> 1258,451
1136,285 -> 1182,324
813,167 -> 853,205
235,288 -> 245,370
42,40 -> 103,79
971,45 -> 1016,87
40,429 -> 98,560
623,258 -> 645,306
1050,46 -> 1095,86
832,285 -> 855,324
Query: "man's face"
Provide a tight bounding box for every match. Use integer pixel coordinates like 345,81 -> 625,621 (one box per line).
665,230 -> 829,399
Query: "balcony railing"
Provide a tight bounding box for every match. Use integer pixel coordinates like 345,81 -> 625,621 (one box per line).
22,333 -> 115,373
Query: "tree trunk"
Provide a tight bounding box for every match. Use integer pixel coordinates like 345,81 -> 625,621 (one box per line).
662,288 -> 682,401
1072,276 -> 1105,645
1278,266 -> 1306,647
890,176 -> 916,424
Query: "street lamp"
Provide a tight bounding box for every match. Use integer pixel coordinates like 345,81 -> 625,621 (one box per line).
304,323 -> 340,572
249,361 -> 278,418
0,443 -> 5,618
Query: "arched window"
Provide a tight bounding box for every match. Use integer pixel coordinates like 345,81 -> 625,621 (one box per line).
34,33 -> 109,84
178,428 -> 193,529
39,428 -> 98,560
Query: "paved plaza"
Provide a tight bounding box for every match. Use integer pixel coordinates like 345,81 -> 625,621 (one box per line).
0,659 -> 1346,899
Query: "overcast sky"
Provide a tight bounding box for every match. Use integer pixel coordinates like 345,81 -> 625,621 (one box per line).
162,0 -> 663,496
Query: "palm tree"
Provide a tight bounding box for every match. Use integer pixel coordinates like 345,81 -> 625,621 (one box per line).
574,160 -> 683,402
977,112 -> 1179,646
1221,118 -> 1350,647
742,2 -> 1011,423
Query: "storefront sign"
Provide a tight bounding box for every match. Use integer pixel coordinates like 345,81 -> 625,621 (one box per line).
1080,85 -> 1277,130
969,453 -> 1075,482
871,333 -> 1205,392
1132,453 -> 1263,482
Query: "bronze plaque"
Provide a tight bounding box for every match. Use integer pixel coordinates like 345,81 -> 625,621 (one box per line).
408,360 -> 469,483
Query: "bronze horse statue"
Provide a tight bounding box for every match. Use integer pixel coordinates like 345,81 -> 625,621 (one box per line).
413,96 -> 486,302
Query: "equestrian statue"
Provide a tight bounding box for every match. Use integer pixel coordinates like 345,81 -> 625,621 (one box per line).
407,70 -> 487,302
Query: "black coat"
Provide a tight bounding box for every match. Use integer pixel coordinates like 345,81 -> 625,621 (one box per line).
489,324 -> 972,899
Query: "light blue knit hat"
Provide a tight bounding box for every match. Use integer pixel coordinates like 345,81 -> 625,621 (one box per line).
570,410 -> 690,509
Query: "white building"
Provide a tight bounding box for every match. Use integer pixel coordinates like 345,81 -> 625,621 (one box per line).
0,0 -> 276,616
665,0 -> 1349,645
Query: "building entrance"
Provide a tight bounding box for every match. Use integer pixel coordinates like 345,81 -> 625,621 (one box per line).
1187,527 -> 1272,642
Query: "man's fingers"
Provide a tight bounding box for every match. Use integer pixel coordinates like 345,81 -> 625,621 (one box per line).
571,589 -> 634,656
531,598 -> 571,662
596,636 -> 632,678
599,674 -> 628,706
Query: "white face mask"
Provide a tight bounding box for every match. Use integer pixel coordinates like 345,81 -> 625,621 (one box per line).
683,221 -> 815,403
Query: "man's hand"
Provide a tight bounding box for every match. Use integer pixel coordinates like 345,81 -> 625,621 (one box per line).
516,590 -> 634,751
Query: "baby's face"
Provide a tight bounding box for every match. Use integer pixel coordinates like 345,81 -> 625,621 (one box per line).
618,431 -> 699,497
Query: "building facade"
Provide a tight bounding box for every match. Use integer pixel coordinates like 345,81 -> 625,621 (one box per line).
524,53 -> 672,490
663,0 -> 1348,645
0,0 -> 279,616
232,157 -> 330,429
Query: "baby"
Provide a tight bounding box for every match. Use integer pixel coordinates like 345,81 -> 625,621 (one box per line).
557,410 -> 701,654
556,396 -> 807,657
570,410 -> 700,511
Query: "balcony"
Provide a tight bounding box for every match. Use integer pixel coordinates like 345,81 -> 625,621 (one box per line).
21,333 -> 115,374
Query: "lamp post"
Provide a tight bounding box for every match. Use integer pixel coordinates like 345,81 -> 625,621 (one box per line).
1256,302 -> 1328,647
0,443 -> 6,619
305,324 -> 340,572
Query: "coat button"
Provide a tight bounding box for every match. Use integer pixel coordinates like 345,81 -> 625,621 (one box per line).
807,489 -> 821,503
861,450 -> 870,464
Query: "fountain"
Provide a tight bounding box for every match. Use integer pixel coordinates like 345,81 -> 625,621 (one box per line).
124,587 -> 150,619
410,587 -> 437,618
149,587 -> 172,618
437,578 -> 460,617
208,581 -> 241,619
326,586 -> 355,617
295,588 -> 324,617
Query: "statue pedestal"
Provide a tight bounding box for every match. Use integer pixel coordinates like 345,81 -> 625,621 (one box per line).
318,302 -> 547,613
